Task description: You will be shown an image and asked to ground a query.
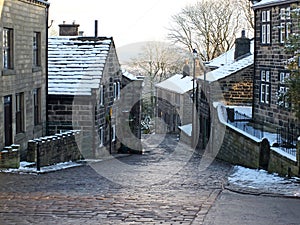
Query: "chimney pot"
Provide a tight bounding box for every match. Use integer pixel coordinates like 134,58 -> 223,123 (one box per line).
95,20 -> 98,37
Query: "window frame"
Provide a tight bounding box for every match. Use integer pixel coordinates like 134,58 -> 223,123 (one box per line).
277,71 -> 291,109
112,124 -> 116,142
99,85 -> 104,106
261,10 -> 271,45
3,27 -> 14,70
33,32 -> 41,67
260,70 -> 271,105
99,126 -> 104,147
175,93 -> 180,105
33,88 -> 41,125
279,7 -> 291,44
16,92 -> 25,134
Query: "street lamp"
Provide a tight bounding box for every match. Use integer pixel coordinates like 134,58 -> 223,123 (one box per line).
192,49 -> 198,148
182,49 -> 199,148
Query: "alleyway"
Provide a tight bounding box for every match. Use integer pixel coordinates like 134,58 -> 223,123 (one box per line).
0,134 -> 299,224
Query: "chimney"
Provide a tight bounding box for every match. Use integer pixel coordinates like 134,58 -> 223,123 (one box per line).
234,30 -> 251,60
59,21 -> 80,36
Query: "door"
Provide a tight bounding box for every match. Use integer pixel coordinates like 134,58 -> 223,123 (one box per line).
4,95 -> 13,146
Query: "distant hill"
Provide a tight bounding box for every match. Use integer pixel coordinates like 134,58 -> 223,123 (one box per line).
116,42 -> 147,65
116,41 -> 177,65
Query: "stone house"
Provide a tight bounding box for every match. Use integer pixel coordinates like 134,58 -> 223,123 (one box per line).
117,70 -> 144,153
155,74 -> 194,135
48,30 -> 122,158
0,0 -> 49,160
252,0 -> 299,132
197,32 -> 254,149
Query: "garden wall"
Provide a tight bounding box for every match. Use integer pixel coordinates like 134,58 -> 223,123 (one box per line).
0,144 -> 20,169
211,103 -> 300,177
27,130 -> 82,167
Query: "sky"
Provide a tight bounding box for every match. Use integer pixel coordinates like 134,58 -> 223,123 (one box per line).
48,0 -> 198,48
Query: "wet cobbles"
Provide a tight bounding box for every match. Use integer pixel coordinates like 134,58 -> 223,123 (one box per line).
0,134 -> 232,224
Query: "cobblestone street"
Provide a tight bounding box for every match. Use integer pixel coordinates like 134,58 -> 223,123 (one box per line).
0,134 -> 232,224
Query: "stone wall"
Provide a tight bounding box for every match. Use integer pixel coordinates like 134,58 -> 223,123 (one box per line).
268,149 -> 299,177
27,131 -> 82,167
0,144 -> 20,169
211,104 -> 300,177
217,65 -> 253,106
216,125 -> 261,169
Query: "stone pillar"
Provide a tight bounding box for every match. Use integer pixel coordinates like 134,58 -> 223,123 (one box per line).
0,145 -> 20,169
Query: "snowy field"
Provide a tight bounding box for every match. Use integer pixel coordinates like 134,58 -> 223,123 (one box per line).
228,166 -> 300,197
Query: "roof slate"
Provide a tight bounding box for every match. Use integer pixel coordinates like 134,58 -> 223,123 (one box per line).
48,36 -> 112,96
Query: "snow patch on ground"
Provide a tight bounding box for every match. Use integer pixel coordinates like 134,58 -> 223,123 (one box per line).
0,161 -> 83,174
228,166 -> 300,197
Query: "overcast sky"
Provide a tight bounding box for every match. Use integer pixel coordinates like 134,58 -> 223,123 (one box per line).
48,0 -> 198,47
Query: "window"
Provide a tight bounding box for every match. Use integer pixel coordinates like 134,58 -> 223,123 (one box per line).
112,124 -> 116,142
277,71 -> 291,108
113,81 -> 121,101
16,93 -> 25,133
33,88 -> 41,125
99,126 -> 104,147
261,10 -> 271,44
113,82 -> 117,101
33,32 -> 41,67
175,93 -> 180,105
279,7 -> 291,44
3,28 -> 13,69
100,85 -> 104,106
260,70 -> 271,104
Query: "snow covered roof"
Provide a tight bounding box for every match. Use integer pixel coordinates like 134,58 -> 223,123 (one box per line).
199,54 -> 253,83
122,69 -> 144,81
206,39 -> 254,69
206,48 -> 235,69
198,40 -> 254,83
155,74 -> 195,94
253,0 -> 296,9
48,36 -> 112,96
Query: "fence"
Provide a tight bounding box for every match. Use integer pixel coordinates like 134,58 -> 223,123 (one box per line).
227,109 -> 264,139
276,125 -> 300,156
227,107 -> 299,157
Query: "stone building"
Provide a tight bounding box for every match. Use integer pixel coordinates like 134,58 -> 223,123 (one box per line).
48,32 -> 122,158
197,32 -> 254,149
0,0 -> 49,159
117,70 -> 144,153
155,74 -> 194,134
252,0 -> 299,131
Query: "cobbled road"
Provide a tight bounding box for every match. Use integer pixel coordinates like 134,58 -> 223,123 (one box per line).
0,134 -> 232,225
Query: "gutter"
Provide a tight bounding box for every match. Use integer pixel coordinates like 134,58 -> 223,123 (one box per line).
252,0 -> 297,10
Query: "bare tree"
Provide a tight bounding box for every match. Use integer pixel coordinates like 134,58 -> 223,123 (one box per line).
238,0 -> 255,33
128,41 -> 187,82
125,41 -> 187,118
168,0 -> 252,61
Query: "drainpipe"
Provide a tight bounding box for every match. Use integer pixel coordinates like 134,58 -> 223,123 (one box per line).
45,3 -> 50,135
252,8 -> 257,124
